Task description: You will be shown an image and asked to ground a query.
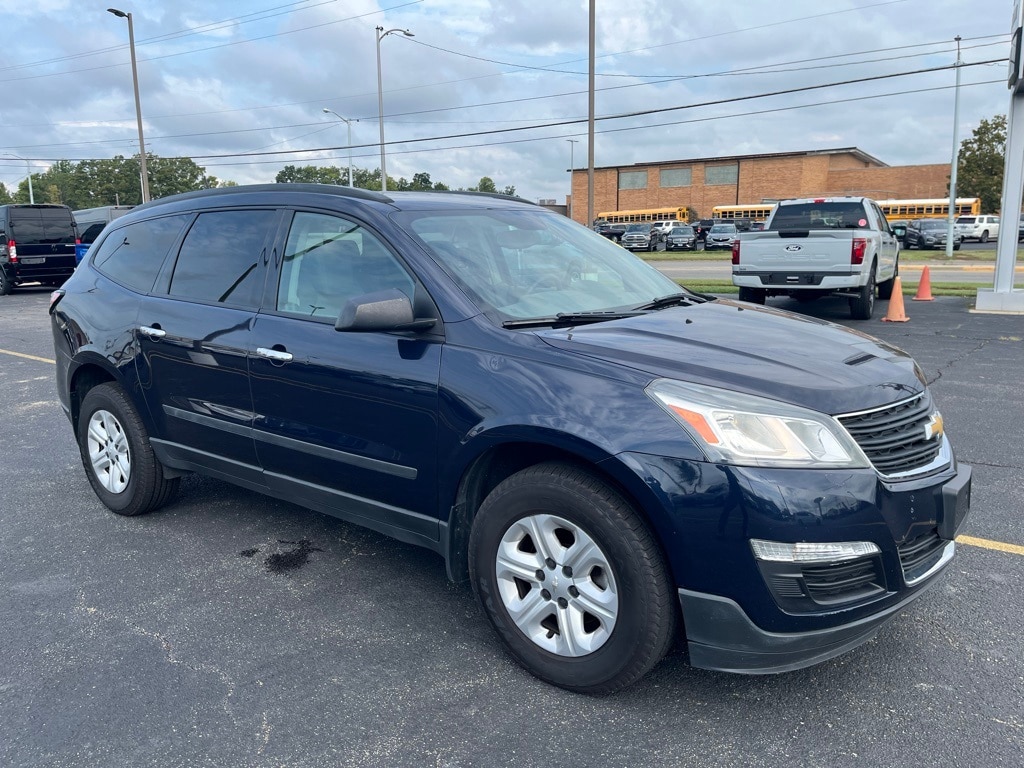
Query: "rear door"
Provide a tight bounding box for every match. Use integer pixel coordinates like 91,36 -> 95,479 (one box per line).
135,207 -> 283,488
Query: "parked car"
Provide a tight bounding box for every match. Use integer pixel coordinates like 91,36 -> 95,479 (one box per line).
955,214 -> 999,243
649,220 -> 676,242
665,225 -> 697,251
703,222 -> 738,250
620,222 -> 659,251
595,222 -> 626,242
0,204 -> 79,295
749,221 -> 766,232
1018,214 -> 1024,243
50,184 -> 972,694
905,219 -> 961,250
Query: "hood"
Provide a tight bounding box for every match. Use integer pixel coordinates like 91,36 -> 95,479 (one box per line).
537,300 -> 924,414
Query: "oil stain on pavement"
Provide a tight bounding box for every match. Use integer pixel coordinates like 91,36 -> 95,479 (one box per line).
239,539 -> 323,574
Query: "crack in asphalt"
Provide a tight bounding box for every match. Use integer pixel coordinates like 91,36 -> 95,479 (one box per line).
926,338 -> 991,385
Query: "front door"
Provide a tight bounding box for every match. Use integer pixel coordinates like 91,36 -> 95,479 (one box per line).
249,210 -> 442,545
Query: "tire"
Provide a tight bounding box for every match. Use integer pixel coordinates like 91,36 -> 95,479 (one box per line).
468,463 -> 676,695
77,382 -> 179,516
952,242 -> 961,251
980,230 -> 989,244
0,268 -> 12,296
737,286 -> 766,304
849,265 -> 876,320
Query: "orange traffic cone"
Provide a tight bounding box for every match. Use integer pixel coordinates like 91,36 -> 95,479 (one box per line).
912,265 -> 935,301
881,276 -> 909,322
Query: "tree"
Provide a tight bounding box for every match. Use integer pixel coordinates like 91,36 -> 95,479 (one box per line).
475,176 -> 498,193
955,115 -> 1006,214
0,183 -> 12,204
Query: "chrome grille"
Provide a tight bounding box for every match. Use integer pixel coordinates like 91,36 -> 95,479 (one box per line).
837,392 -> 943,476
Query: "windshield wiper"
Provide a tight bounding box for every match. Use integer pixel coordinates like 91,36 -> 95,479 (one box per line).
631,292 -> 707,311
502,310 -> 641,329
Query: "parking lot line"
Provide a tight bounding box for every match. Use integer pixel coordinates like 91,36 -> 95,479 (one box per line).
0,347 -> 56,364
4,348 -> 1021,559
957,534 -> 1024,557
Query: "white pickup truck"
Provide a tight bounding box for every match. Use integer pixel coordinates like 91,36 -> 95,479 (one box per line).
731,196 -> 900,319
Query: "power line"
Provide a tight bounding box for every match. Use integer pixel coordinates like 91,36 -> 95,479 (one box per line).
12,58 -> 1002,163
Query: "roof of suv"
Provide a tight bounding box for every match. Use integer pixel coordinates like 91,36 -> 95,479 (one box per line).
131,184 -> 537,215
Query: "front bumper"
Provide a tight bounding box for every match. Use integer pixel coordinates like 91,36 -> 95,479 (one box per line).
679,556 -> 948,673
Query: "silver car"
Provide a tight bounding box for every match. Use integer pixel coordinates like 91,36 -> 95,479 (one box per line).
704,223 -> 738,250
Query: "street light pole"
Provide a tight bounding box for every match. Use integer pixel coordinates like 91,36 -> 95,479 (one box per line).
4,154 -> 33,204
566,139 -> 579,221
375,25 -> 413,193
322,108 -> 358,187
108,8 -> 149,203
945,36 -> 962,259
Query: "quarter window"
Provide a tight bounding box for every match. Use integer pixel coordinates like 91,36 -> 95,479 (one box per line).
91,214 -> 191,294
276,211 -> 414,319
168,210 -> 277,307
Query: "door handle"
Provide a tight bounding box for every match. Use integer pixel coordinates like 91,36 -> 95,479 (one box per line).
256,346 -> 293,363
139,325 -> 166,339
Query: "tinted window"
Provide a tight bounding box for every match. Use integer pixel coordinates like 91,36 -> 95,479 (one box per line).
769,203 -> 870,230
276,211 -> 414,319
79,222 -> 107,244
91,214 -> 191,294
6,207 -> 76,244
169,210 -> 277,307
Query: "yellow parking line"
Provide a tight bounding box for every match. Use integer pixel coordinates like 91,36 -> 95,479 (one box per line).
0,347 -> 56,364
957,535 -> 1024,557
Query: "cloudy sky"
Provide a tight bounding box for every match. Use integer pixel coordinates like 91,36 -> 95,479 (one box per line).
0,0 -> 1013,203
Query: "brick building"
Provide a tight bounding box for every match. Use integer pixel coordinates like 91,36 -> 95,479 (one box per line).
567,147 -> 950,224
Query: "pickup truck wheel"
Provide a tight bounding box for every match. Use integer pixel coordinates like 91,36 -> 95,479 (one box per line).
78,383 -> 180,516
468,463 -> 676,694
738,287 -> 766,304
849,266 -> 876,320
980,230 -> 989,243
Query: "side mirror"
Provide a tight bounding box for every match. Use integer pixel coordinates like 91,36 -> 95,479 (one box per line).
334,289 -> 436,332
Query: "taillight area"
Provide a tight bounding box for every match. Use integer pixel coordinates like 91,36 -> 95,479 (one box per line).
8,239 -> 17,262
851,237 -> 867,265
731,239 -> 741,265
48,289 -> 65,315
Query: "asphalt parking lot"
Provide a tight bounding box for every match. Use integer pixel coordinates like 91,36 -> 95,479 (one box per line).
1,285 -> 1022,767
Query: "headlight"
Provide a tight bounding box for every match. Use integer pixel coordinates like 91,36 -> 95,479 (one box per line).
645,379 -> 870,468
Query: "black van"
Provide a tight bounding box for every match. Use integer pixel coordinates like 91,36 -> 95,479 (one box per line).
0,204 -> 79,295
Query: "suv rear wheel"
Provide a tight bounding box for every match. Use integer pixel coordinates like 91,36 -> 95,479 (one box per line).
469,463 -> 676,695
0,268 -> 12,296
78,383 -> 179,516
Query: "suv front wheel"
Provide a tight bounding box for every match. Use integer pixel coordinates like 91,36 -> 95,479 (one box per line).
77,382 -> 179,516
468,463 -> 676,694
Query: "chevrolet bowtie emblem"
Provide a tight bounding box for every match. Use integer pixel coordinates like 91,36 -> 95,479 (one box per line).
924,412 -> 944,441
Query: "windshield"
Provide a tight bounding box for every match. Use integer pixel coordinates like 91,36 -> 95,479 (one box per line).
918,220 -> 947,230
670,227 -> 693,235
624,223 -> 649,232
709,224 -> 735,233
395,208 -> 686,322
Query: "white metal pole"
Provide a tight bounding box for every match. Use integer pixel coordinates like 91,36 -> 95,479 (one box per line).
945,37 -> 962,259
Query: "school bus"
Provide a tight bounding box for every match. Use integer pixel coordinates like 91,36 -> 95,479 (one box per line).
875,198 -> 981,221
595,206 -> 692,224
711,204 -> 776,223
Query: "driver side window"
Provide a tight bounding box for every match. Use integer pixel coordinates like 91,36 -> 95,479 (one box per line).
276,212 -> 414,319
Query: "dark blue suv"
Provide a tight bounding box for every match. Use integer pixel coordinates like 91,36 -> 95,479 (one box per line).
50,185 -> 971,693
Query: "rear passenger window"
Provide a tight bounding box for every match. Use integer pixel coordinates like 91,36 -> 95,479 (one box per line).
169,210 -> 277,307
276,211 -> 414,319
91,214 -> 190,294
